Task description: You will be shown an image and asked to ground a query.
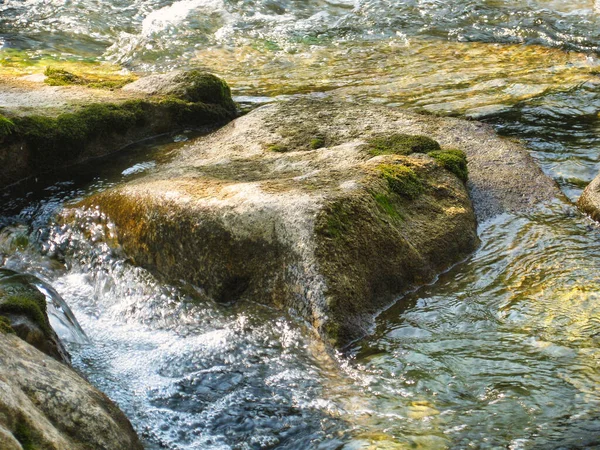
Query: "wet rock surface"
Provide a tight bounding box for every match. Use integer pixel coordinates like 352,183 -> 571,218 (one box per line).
75,99 -> 559,346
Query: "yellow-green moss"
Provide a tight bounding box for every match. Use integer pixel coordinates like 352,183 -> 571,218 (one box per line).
267,143 -> 288,153
0,316 -> 14,334
310,135 -> 326,149
428,148 -> 468,182
371,192 -> 402,220
0,115 -> 15,138
378,164 -> 424,199
14,417 -> 43,450
368,133 -> 440,156
44,66 -> 135,90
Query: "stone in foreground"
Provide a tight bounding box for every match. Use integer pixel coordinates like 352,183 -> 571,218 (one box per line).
0,333 -> 143,450
79,99 -> 484,346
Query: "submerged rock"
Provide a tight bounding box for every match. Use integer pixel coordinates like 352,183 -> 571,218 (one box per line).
0,333 -> 143,450
0,69 -> 237,188
76,99 -> 558,346
578,174 -> 600,222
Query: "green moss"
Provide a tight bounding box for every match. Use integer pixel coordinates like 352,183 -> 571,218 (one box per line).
0,294 -> 50,335
0,316 -> 14,334
44,67 -> 85,86
378,164 -> 424,199
175,71 -> 236,110
372,192 -> 402,220
310,135 -> 325,149
367,133 -> 440,156
0,115 -> 16,138
267,143 -> 288,153
318,202 -> 352,239
44,66 -> 134,90
428,148 -> 468,182
14,417 -> 43,450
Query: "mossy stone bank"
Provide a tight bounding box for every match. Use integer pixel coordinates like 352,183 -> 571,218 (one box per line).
0,69 -> 237,187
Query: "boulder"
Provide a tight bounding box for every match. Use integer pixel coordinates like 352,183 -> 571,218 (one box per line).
0,69 -> 237,187
0,333 -> 143,450
74,98 -> 561,346
77,99 -> 560,345
578,174 -> 600,222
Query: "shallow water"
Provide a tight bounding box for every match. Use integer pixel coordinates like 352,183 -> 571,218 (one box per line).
2,1 -> 600,449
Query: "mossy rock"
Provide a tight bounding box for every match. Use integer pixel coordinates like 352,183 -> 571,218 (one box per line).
367,133 -> 441,156
0,270 -> 69,363
77,98 -> 480,347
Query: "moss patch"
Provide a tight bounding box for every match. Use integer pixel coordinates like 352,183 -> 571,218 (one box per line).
267,143 -> 288,153
14,416 -> 44,450
371,192 -> 402,220
428,148 -> 468,182
310,135 -> 326,150
0,316 -> 14,334
378,164 -> 424,199
317,201 -> 353,240
44,66 -> 135,90
0,115 -> 15,138
368,133 -> 440,156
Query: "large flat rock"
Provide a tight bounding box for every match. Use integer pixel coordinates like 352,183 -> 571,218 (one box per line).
72,98 -> 562,346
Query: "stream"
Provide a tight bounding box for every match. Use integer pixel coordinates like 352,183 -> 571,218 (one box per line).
2,1 -> 600,449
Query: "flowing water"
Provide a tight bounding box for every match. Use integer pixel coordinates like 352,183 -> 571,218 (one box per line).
2,1 -> 600,449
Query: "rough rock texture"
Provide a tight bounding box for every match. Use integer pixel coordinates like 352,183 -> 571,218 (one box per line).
0,269 -> 70,364
578,174 -> 600,222
0,333 -> 143,450
0,69 -> 237,188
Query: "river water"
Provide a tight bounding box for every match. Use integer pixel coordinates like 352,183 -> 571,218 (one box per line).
2,1 -> 600,449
